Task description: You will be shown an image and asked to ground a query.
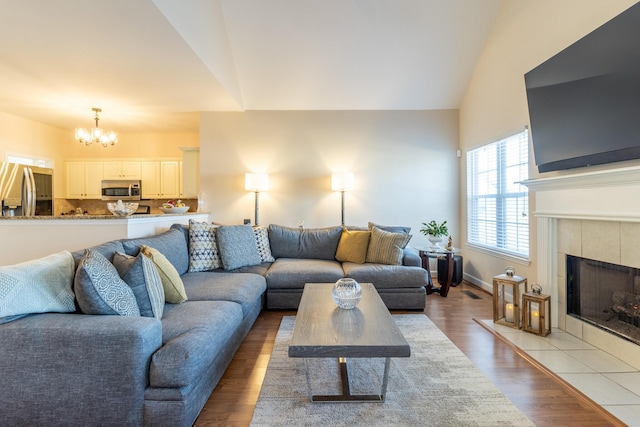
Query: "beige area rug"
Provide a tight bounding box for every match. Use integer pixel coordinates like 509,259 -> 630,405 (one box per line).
250,314 -> 534,427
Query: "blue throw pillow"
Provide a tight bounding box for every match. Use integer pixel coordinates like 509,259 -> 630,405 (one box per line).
113,252 -> 164,319
216,225 -> 261,270
74,249 -> 140,316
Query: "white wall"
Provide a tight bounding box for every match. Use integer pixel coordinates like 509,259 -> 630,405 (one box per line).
459,0 -> 638,291
199,110 -> 459,249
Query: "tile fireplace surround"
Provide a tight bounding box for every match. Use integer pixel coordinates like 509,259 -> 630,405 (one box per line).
523,165 -> 640,370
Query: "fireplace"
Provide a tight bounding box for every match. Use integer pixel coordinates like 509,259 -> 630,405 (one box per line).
522,166 -> 640,369
567,255 -> 640,346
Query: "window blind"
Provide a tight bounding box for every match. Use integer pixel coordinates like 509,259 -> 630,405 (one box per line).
467,129 -> 529,258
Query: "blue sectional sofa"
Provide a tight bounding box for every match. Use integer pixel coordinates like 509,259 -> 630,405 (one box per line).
0,221 -> 428,426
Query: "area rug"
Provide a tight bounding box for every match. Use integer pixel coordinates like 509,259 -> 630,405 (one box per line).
250,314 -> 534,426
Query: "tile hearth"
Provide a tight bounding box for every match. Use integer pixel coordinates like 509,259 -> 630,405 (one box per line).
482,320 -> 640,426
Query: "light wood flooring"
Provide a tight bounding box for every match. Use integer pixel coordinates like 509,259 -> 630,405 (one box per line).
195,282 -> 624,426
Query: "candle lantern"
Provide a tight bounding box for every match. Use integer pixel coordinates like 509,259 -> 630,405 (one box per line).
522,284 -> 551,336
493,270 -> 528,328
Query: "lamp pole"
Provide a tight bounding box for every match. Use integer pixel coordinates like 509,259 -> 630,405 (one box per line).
340,190 -> 345,226
254,191 -> 260,226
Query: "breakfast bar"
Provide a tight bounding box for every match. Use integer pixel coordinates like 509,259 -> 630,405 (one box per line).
0,212 -> 209,266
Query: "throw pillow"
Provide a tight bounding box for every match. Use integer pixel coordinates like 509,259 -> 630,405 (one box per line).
74,249 -> 140,316
140,245 -> 188,304
335,229 -> 371,264
368,221 -> 411,234
366,226 -> 412,265
253,226 -> 275,263
188,220 -> 221,272
216,225 -> 262,270
0,250 -> 76,324
113,252 -> 165,319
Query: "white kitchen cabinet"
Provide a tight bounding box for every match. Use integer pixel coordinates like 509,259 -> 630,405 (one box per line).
180,149 -> 199,198
65,161 -> 103,199
141,160 -> 180,199
103,161 -> 141,179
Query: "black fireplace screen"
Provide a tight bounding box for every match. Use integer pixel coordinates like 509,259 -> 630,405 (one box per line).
567,255 -> 640,345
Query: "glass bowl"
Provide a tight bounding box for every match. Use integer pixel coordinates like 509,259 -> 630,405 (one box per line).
332,278 -> 362,309
107,201 -> 138,216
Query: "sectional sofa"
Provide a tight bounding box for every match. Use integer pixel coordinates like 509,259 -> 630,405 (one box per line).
0,221 -> 428,426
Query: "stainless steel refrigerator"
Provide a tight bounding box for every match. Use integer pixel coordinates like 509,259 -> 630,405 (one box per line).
0,162 -> 54,216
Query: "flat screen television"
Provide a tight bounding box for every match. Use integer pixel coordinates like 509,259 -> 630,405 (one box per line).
525,3 -> 640,173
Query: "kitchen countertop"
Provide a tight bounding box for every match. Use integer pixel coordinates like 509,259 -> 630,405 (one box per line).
0,212 -> 205,220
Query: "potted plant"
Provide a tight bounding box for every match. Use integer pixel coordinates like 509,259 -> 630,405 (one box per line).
420,220 -> 448,249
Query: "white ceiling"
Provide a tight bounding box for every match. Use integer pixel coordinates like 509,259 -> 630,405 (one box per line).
0,0 -> 501,132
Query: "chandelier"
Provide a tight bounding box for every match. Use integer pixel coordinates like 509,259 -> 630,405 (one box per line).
75,107 -> 118,147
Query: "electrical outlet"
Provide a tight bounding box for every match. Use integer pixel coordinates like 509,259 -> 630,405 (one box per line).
243,218 -> 251,225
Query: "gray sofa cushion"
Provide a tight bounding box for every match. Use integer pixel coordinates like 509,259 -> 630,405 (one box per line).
121,228 -> 189,275
180,271 -> 266,316
268,224 -> 342,260
341,262 -> 429,290
216,225 -> 261,270
265,258 -> 345,289
113,252 -> 165,319
150,300 -> 243,388
368,221 -> 411,234
74,249 -> 141,316
72,240 -> 125,268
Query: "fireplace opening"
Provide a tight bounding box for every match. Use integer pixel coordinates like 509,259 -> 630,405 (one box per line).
567,255 -> 640,346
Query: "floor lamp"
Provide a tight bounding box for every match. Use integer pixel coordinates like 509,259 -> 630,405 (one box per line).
331,172 -> 354,225
245,173 -> 269,226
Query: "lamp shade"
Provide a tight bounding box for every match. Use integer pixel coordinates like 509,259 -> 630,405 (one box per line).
245,173 -> 269,192
331,172 -> 354,192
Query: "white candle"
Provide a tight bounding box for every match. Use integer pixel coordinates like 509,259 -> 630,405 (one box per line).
505,303 -> 514,323
531,310 -> 540,330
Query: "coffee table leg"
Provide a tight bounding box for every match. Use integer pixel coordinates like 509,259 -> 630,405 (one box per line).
305,357 -> 391,403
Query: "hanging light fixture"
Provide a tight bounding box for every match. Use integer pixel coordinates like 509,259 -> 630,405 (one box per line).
75,107 -> 118,147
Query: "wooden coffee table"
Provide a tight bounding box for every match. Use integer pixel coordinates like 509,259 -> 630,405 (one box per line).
288,283 -> 410,402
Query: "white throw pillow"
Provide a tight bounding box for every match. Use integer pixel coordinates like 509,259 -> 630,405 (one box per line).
0,250 -> 76,323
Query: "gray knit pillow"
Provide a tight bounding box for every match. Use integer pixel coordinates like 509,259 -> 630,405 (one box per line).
365,226 -> 412,265
216,225 -> 261,270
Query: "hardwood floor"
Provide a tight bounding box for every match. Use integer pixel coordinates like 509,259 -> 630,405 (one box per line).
195,282 -> 624,426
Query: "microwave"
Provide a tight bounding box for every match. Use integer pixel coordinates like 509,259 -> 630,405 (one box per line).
101,180 -> 142,201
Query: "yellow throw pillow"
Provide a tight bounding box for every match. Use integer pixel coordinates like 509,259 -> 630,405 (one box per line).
335,229 -> 371,264
140,245 -> 188,304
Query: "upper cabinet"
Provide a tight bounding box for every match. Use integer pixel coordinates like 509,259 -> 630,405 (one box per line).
65,157 -> 187,200
103,161 -> 141,179
65,161 -> 103,199
180,148 -> 200,198
141,160 -> 180,199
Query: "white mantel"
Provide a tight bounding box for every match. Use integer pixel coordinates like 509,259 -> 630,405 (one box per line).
523,165 -> 640,222
522,165 -> 640,369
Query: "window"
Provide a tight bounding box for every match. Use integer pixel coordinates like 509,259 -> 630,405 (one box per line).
467,129 -> 529,258
5,154 -> 52,168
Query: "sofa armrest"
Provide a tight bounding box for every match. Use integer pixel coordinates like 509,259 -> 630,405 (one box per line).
0,313 -> 162,426
402,248 -> 421,267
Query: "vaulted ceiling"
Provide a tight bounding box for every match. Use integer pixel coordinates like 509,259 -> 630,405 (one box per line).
0,0 -> 501,132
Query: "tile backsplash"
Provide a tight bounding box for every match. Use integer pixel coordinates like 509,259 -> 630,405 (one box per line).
55,198 -> 198,216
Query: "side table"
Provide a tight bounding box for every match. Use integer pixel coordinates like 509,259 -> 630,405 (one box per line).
415,247 -> 461,298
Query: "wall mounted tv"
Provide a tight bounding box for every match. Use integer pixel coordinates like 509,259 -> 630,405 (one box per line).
525,3 -> 640,173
